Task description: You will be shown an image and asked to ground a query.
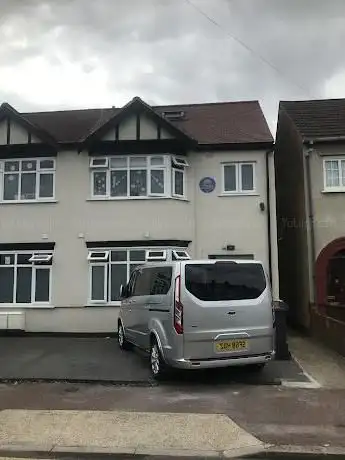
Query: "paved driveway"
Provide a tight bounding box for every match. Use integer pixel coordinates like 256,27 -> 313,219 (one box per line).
0,337 -> 309,385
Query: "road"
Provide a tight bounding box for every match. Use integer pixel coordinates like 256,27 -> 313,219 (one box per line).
1,382 -> 345,448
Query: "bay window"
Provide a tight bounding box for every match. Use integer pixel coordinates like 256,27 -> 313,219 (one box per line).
90,155 -> 188,199
88,247 -> 186,303
0,158 -> 55,202
0,251 -> 52,304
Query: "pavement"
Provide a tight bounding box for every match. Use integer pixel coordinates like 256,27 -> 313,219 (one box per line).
288,333 -> 345,389
0,336 -> 311,386
0,409 -> 265,459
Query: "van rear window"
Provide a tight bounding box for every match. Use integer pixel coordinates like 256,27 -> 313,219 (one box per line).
184,262 -> 266,301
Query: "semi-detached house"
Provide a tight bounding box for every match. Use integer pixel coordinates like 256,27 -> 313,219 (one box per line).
0,96 -> 278,333
275,98 -> 345,356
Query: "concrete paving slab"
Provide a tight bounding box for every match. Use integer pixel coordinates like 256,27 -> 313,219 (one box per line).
0,410 -> 264,456
0,337 -> 310,386
289,333 -> 345,389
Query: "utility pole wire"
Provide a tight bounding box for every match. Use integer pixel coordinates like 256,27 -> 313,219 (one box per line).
183,0 -> 314,98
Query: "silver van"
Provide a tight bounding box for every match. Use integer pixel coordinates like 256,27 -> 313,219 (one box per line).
118,259 -> 275,379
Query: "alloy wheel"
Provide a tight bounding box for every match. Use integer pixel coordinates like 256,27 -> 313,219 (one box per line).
118,324 -> 124,347
151,344 -> 160,376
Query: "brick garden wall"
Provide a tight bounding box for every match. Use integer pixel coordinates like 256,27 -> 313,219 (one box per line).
310,307 -> 345,357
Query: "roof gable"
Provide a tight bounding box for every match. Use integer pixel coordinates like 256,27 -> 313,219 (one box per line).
83,97 -> 195,145
0,103 -> 57,147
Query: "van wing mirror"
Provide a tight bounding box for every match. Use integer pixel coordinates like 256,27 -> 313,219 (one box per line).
120,284 -> 128,299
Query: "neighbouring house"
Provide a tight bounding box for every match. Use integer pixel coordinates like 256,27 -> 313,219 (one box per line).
275,98 -> 345,356
0,96 -> 277,333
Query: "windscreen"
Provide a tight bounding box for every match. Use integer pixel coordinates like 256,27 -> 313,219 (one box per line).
185,262 -> 266,301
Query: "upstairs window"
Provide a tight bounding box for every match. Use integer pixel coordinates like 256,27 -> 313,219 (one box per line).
0,158 -> 55,202
172,156 -> 188,197
90,155 -> 188,199
222,162 -> 255,194
324,159 -> 345,192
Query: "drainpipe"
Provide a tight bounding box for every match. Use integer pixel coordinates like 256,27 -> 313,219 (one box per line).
305,143 -> 317,310
265,149 -> 273,285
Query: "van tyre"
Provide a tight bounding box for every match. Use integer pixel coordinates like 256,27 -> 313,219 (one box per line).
118,322 -> 132,351
150,339 -> 168,380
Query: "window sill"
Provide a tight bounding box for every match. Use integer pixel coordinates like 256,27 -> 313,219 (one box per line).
87,196 -> 189,202
322,189 -> 345,194
0,304 -> 54,309
84,303 -> 121,308
218,192 -> 259,197
0,200 -> 58,205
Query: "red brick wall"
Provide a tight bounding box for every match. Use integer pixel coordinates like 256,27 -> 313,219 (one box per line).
310,307 -> 345,356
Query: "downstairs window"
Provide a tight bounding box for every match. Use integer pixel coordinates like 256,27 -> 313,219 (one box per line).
88,247 -> 185,303
0,251 -> 53,304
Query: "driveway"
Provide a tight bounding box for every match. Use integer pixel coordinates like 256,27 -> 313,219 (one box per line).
0,336 -> 310,385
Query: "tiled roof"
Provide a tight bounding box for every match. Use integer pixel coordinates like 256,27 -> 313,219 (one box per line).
280,99 -> 345,140
22,100 -> 273,145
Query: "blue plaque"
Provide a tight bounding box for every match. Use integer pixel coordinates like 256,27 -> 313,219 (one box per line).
199,177 -> 216,193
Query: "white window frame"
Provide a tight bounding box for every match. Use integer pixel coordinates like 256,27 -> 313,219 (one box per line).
29,254 -> 53,263
87,251 -> 110,262
172,156 -> 189,167
0,250 -> 53,306
90,157 -> 109,168
172,250 -> 190,260
0,158 -> 56,203
89,263 -> 108,304
148,156 -> 168,197
33,266 -> 52,304
222,162 -> 256,194
172,167 -> 186,198
323,158 -> 345,192
146,250 -> 167,261
90,154 -> 187,200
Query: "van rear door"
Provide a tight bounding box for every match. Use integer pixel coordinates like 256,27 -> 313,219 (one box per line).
181,261 -> 273,360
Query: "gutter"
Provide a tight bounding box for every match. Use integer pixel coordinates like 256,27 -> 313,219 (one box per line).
304,135 -> 345,143
305,144 -> 317,307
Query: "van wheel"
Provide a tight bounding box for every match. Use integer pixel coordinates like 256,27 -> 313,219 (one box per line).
118,322 -> 132,351
150,339 -> 168,380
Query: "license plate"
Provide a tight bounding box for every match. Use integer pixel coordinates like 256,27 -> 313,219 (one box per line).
215,339 -> 248,353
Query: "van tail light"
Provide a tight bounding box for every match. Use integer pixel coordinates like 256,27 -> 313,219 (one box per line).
174,275 -> 184,334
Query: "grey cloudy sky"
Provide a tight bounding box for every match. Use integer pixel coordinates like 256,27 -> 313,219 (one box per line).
1,0 -> 345,132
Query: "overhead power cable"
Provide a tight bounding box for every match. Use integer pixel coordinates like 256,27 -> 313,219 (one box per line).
183,0 -> 314,97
